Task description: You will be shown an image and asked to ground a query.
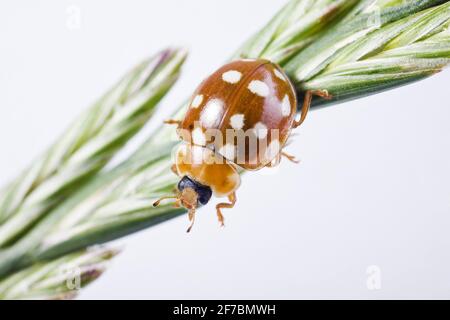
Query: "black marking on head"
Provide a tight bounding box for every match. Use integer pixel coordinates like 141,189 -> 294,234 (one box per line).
177,176 -> 212,206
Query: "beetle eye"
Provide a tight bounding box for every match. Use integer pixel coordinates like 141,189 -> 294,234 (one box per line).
196,187 -> 212,206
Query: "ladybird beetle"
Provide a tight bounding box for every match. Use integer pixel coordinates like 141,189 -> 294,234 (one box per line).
154,59 -> 330,232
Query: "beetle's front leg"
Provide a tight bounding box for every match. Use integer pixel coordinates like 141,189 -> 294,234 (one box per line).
164,119 -> 182,126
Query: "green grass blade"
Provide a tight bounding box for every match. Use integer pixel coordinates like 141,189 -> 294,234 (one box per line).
234,0 -> 360,63
0,48 -> 187,247
0,246 -> 118,300
299,2 -> 450,105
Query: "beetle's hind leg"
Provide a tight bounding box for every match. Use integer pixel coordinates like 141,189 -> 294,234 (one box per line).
216,192 -> 237,228
293,90 -> 331,129
265,151 -> 299,168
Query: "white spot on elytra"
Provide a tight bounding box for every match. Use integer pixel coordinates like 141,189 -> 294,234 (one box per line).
191,94 -> 203,108
191,145 -> 205,164
200,99 -> 224,128
219,144 -> 236,161
265,139 -> 280,161
230,114 -> 245,130
222,70 -> 242,84
273,68 -> 286,82
248,80 -> 269,97
281,95 -> 291,117
178,144 -> 188,156
253,122 -> 268,139
192,127 -> 206,146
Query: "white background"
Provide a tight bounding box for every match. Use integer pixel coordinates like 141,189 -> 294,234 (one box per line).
1,0 -> 449,299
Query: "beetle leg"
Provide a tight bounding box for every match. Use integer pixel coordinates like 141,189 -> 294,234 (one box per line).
265,151 -> 299,168
186,208 -> 196,233
171,164 -> 179,176
265,153 -> 282,168
281,151 -> 300,164
216,192 -> 237,228
293,90 -> 331,129
164,119 -> 182,126
173,199 -> 182,208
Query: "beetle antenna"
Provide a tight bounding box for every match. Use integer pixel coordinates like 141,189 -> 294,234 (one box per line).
153,195 -> 178,207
